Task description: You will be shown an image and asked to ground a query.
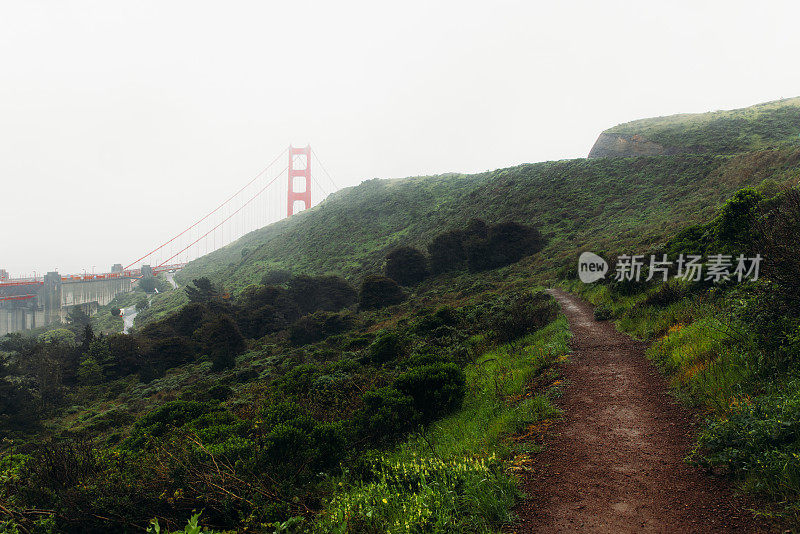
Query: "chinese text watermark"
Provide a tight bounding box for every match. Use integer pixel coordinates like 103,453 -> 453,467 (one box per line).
578,253 -> 761,284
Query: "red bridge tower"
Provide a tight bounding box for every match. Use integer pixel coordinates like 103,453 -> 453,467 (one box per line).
287,145 -> 311,216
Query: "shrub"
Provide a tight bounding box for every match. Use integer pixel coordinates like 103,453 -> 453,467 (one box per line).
413,306 -> 459,334
359,275 -> 406,309
427,231 -> 466,274
309,421 -> 348,469
196,314 -> 245,371
393,362 -> 466,424
289,311 -> 354,346
273,365 -> 320,397
366,332 -> 405,364
257,403 -> 346,476
709,187 -> 763,255
758,187 -> 800,302
208,385 -> 233,402
124,400 -> 215,449
640,279 -> 689,308
694,385 -> 800,500
466,221 -> 545,272
288,275 -> 357,314
384,247 -> 428,286
355,387 -> 418,443
261,269 -> 292,286
136,295 -> 150,311
261,401 -> 312,430
236,285 -> 300,339
139,336 -> 199,381
488,292 -> 558,345
316,453 -> 516,533
464,218 -> 488,239
593,305 -> 613,321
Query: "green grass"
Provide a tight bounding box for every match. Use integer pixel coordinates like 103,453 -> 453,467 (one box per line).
314,316 -> 570,533
606,97 -> 800,154
175,146 -> 800,303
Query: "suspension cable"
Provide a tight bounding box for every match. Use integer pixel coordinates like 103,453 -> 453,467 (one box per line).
155,165 -> 288,268
124,147 -> 288,269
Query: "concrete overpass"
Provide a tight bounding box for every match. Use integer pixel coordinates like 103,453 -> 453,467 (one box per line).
0,264 -> 181,336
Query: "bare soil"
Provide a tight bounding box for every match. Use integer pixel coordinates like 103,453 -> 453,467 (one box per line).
514,289 -> 768,533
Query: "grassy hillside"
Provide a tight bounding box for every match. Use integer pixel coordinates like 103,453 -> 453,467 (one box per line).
604,97 -> 800,155
6,97 -> 800,531
177,147 -> 800,297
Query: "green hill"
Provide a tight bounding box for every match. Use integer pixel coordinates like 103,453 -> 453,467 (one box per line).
177,147 -> 800,294
589,97 -> 800,157
6,97 -> 800,532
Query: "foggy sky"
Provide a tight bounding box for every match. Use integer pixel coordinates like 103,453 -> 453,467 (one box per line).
2,0 -> 799,276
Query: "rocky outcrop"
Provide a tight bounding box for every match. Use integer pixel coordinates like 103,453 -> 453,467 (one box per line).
588,132 -> 667,158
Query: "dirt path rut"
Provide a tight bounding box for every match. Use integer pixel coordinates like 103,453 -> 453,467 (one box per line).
514,289 -> 765,533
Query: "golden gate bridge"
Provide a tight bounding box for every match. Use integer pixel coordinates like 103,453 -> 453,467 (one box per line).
0,145 -> 338,332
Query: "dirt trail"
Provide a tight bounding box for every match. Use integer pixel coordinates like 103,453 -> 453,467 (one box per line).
514,289 -> 765,533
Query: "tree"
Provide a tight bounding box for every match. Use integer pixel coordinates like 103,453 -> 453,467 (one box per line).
758,187 -> 800,301
287,275 -> 357,314
110,307 -> 121,318
427,231 -> 466,274
38,328 -> 76,347
466,221 -> 545,272
384,247 -> 428,286
711,187 -> 763,255
197,314 -> 245,371
359,275 -> 406,309
261,269 -> 292,286
135,296 -> 150,312
185,277 -> 218,304
79,323 -> 95,351
66,308 -> 90,333
0,354 -> 37,431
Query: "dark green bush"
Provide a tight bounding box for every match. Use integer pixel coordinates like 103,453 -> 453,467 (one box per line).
124,400 -> 215,449
393,362 -> 466,424
384,246 -> 429,286
261,401 -> 315,431
208,384 -> 233,401
593,305 -> 613,321
365,332 -> 405,364
427,231 -> 466,274
273,365 -> 319,397
695,385 -> 800,499
466,221 -> 545,272
640,279 -> 689,308
196,314 -> 246,371
355,387 -> 418,443
261,269 -> 292,286
413,306 -> 459,334
359,275 -> 406,309
288,275 -> 357,314
289,311 -> 354,346
488,292 -> 558,345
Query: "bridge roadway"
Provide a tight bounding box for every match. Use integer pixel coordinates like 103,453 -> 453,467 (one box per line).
0,264 -> 184,335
